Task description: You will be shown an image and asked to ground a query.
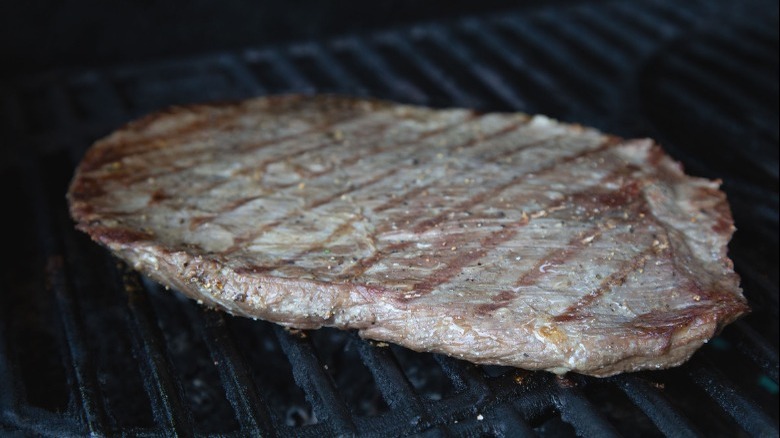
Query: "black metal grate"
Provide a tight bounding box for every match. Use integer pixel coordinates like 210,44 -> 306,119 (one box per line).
1,0 -> 777,436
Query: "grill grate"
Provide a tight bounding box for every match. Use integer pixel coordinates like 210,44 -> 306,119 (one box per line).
1,0 -> 777,436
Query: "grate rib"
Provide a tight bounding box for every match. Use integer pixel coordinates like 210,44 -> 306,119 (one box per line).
434,355 -> 490,397
536,12 -> 628,74
731,321 -> 779,384
433,356 -> 536,436
199,310 -> 277,436
435,357 -> 536,436
23,158 -> 110,436
375,31 -> 479,106
688,360 -> 779,436
45,258 -> 109,436
664,54 -> 775,121
729,255 -> 779,324
614,375 -> 701,437
273,326 -> 358,436
575,5 -> 657,54
609,1 -> 684,41
265,49 -> 317,93
496,17 -> 612,114
486,403 -> 537,438
554,379 -> 621,438
684,39 -> 778,99
1,406 -> 84,437
708,27 -> 779,70
296,43 -> 368,95
637,0 -> 700,30
651,78 -> 779,180
217,54 -> 268,96
458,21 -> 576,116
333,37 -> 428,103
121,269 -> 195,436
423,25 -> 529,110
355,339 -> 424,416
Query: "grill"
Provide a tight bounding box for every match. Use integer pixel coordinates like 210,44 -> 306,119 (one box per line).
1,0 -> 777,436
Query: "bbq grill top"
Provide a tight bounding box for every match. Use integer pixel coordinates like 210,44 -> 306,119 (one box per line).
1,0 -> 777,436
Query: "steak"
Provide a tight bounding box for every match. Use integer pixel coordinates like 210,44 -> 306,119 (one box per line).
68,95 -> 748,377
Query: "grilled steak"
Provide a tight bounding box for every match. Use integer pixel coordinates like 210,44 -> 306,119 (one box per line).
68,95 -> 748,376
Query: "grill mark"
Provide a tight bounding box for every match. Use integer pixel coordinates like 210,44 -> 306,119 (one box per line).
309,168 -> 400,210
644,211 -> 741,309
144,124 -> 423,233
189,215 -> 216,231
81,105 -> 243,172
222,167 -> 407,254
370,126 -> 570,216
552,245 -> 656,323
305,220 -> 357,254
484,133 -> 567,164
176,112 -> 483,231
233,264 -> 281,275
187,193 -> 274,230
475,290 -> 517,316
149,113 -> 512,235
91,226 -> 155,245
411,136 -> 620,234
513,178 -> 646,288
69,175 -> 106,201
100,125 -> 324,187
679,279 -> 749,316
627,300 -> 731,339
541,179 -> 664,323
225,218 -> 284,252
403,167 -> 644,300
147,188 -> 170,204
187,117 -> 398,198
298,118 -> 519,211
374,185 -> 430,213
238,123 -> 391,175
236,118 -> 358,154
514,162 -> 740,324
202,116 -> 481,242
408,217 -> 529,298
295,112 -> 486,180
345,137 -> 621,279
252,112 -> 480,189
626,185 -> 716,306
513,228 -> 606,287
97,109 -> 374,187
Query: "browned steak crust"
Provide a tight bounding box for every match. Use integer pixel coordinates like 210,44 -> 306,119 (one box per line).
68,95 -> 748,377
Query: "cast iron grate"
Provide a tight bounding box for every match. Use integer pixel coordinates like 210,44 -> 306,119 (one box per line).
1,0 -> 777,436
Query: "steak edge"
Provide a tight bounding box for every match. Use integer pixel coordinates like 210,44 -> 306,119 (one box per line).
68,95 -> 748,377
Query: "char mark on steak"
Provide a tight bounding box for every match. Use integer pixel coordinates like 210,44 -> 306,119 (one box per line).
68,95 -> 748,377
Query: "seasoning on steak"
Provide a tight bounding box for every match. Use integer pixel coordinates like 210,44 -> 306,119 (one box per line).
67,95 -> 748,377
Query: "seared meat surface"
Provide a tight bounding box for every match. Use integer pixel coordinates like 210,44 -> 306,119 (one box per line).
68,95 -> 747,376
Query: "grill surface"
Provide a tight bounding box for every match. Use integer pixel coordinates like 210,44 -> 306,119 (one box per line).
1,0 -> 778,436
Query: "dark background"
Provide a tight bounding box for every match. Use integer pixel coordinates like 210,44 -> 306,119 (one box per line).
1,0 -> 584,79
